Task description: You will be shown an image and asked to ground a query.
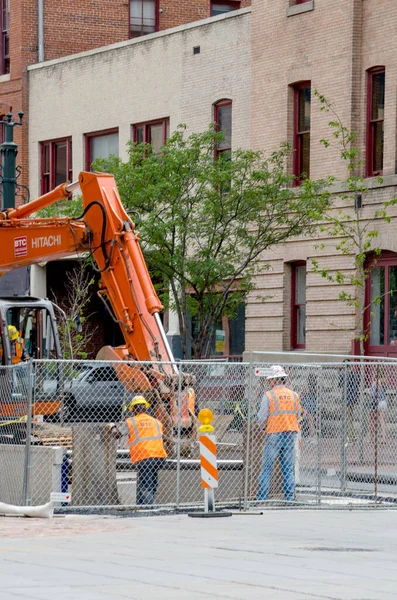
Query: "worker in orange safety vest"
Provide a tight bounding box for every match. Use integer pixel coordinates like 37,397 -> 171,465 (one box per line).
118,395 -> 167,505
8,325 -> 26,364
256,365 -> 300,502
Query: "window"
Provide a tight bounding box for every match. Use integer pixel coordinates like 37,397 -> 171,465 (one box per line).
214,99 -> 232,160
291,262 -> 306,349
85,129 -> 119,171
365,252 -> 397,357
132,118 -> 169,153
130,0 -> 158,38
211,1 -> 241,16
296,0 -> 311,4
40,138 -> 72,194
293,82 -> 311,183
1,0 -> 9,75
366,68 -> 385,177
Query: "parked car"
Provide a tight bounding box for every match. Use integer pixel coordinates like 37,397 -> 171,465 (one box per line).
62,364 -> 128,422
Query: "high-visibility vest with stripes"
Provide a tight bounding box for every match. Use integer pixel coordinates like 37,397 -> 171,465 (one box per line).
126,414 -> 167,463
11,337 -> 24,364
265,386 -> 299,434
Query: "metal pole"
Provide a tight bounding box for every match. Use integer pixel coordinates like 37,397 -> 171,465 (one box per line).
315,367 -> 322,505
22,360 -> 33,506
340,363 -> 348,492
0,112 -> 23,210
175,362 -> 183,507
374,363 -> 379,504
358,358 -> 366,465
243,351 -> 254,511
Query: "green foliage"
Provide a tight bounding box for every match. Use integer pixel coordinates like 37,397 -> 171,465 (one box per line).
94,125 -> 331,358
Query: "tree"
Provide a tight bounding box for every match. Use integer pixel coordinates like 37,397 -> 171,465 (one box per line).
51,261 -> 97,359
94,126 -> 331,358
311,91 -> 396,355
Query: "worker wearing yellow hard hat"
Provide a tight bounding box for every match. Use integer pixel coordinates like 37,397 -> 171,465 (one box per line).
7,325 -> 26,364
118,394 -> 166,505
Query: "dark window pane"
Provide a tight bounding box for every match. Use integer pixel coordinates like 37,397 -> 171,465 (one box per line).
389,267 -> 397,345
55,142 -> 67,186
300,132 -> 310,178
297,305 -> 306,345
298,87 -> 311,132
372,121 -> 384,173
44,144 -> 50,173
211,3 -> 238,16
372,72 -> 385,121
370,266 -> 385,345
218,104 -> 232,149
135,126 -> 144,144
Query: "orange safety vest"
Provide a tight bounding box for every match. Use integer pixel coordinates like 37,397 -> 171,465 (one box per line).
11,337 -> 25,364
126,413 -> 167,463
265,385 -> 299,434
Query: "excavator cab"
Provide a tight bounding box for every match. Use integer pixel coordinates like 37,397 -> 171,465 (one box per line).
0,297 -> 62,421
0,297 -> 61,364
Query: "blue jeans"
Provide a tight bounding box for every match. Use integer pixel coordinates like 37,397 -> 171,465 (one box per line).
257,431 -> 297,501
136,458 -> 165,505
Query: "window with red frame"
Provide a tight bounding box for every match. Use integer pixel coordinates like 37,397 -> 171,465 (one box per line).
40,138 -> 72,194
295,0 -> 311,4
366,68 -> 385,177
130,0 -> 158,38
291,262 -> 306,349
132,118 -> 169,153
214,99 -> 232,160
85,129 -> 119,171
1,0 -> 9,75
211,1 -> 241,16
293,82 -> 311,183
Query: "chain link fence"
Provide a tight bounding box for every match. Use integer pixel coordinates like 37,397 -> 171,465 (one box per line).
1,353 -> 397,511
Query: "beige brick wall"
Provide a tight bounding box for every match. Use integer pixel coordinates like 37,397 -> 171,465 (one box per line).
28,10 -> 251,197
248,0 -> 397,356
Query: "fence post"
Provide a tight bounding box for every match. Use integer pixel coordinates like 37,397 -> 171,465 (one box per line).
243,351 -> 254,510
340,362 -> 348,492
22,360 -> 33,506
374,362 -> 379,504
358,358 -> 366,465
175,361 -> 183,508
315,366 -> 322,505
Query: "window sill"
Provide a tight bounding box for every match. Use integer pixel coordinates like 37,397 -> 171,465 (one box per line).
0,73 -> 10,83
286,1 -> 314,17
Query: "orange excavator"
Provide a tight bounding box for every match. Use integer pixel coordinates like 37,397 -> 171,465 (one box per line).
0,171 -> 196,446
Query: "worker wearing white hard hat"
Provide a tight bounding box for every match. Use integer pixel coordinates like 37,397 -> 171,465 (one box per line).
118,395 -> 167,506
257,365 -> 300,502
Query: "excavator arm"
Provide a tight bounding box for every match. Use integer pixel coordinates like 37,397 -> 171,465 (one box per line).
0,172 -> 196,445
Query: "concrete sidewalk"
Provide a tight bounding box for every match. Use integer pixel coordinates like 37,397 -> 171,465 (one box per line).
1,509 -> 397,599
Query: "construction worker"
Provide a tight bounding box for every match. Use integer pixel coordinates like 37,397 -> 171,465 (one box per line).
7,325 -> 26,364
256,365 -> 300,502
118,395 -> 167,505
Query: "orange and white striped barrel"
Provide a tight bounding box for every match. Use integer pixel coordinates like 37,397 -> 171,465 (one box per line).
199,433 -> 218,489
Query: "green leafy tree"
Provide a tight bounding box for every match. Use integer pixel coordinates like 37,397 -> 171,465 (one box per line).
94,126 -> 331,358
312,91 -> 396,355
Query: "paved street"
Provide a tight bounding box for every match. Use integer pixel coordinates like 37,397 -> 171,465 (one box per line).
1,509 -> 397,599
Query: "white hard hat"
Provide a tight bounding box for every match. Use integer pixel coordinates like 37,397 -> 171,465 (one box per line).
267,365 -> 288,379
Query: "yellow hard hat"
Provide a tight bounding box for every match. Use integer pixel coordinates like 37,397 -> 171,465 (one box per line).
127,395 -> 150,410
8,325 -> 19,342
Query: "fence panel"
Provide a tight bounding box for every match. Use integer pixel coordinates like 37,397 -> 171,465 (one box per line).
2,354 -> 397,512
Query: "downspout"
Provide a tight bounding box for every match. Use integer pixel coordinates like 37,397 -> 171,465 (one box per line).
38,0 -> 44,62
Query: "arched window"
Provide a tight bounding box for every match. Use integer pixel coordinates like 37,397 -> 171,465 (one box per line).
214,99 -> 232,160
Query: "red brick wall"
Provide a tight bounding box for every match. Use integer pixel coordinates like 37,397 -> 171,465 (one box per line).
159,0 -> 251,30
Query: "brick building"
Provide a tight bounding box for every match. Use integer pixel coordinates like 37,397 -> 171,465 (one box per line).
249,0 -> 397,358
19,0 -> 397,358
